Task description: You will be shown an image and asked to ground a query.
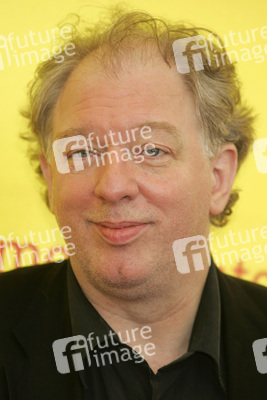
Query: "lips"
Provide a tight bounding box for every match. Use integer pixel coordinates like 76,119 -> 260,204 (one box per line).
93,221 -> 149,245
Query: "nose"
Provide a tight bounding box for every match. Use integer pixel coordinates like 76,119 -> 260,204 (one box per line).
94,150 -> 139,203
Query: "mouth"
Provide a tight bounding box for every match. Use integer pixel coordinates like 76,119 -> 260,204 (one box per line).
92,221 -> 150,245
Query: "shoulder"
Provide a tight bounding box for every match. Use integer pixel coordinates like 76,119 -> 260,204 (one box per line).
0,261 -> 69,320
0,260 -> 68,292
218,268 -> 267,298
217,268 -> 267,320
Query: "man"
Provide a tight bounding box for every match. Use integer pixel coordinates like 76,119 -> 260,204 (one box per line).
0,8 -> 267,400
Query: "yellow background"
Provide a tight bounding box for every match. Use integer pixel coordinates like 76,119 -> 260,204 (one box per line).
0,0 -> 267,284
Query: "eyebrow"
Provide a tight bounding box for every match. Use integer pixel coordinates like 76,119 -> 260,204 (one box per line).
136,120 -> 183,144
54,126 -> 92,140
54,120 -> 183,145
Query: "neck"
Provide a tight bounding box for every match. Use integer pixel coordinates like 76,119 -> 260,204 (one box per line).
71,261 -> 209,372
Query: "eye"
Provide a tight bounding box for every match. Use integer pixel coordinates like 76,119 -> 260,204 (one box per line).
143,147 -> 165,157
69,149 -> 97,158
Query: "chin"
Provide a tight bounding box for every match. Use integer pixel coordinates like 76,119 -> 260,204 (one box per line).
99,263 -> 150,287
73,247 -> 158,292
82,258 -> 151,291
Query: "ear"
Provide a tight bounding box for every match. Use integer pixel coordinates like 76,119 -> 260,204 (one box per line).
209,143 -> 238,216
39,154 -> 54,214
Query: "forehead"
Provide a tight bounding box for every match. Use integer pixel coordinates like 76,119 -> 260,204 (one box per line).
52,53 -> 197,134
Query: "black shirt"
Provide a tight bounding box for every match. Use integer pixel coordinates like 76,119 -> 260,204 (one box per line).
67,260 -> 226,399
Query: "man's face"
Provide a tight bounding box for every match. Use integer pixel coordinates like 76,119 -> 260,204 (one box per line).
47,55 -> 214,295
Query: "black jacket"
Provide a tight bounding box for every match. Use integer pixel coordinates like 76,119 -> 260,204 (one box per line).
0,261 -> 267,399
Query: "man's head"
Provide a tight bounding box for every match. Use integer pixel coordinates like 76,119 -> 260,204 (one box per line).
22,9 -> 254,296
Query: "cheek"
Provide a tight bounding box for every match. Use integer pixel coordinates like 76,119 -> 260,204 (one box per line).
158,167 -> 212,228
141,162 -> 209,208
53,175 -> 92,216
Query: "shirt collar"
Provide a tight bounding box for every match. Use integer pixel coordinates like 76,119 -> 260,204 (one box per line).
67,257 -> 225,389
189,257 -> 221,364
188,258 -> 225,390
